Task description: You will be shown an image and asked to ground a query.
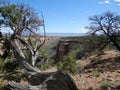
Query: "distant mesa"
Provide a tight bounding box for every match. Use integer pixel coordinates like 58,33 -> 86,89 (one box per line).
1,31 -> 87,37
40,33 -> 87,37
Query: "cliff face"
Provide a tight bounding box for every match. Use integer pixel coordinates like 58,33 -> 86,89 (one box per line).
55,39 -> 81,62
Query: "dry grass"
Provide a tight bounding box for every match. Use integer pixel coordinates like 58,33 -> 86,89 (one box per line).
73,50 -> 120,90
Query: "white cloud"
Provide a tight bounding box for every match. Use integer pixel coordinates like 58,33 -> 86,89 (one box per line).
99,0 -> 120,6
113,0 -> 120,6
104,0 -> 110,3
114,0 -> 120,2
99,0 -> 110,4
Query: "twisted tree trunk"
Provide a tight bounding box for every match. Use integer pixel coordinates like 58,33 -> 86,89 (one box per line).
7,70 -> 78,90
6,36 -> 78,90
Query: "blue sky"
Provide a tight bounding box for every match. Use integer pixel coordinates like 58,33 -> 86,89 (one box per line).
6,0 -> 120,33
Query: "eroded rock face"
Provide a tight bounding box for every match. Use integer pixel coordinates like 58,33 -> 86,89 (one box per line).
55,39 -> 81,62
7,70 -> 78,90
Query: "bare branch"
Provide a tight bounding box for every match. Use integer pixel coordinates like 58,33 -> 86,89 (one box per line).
35,14 -> 46,51
16,35 -> 34,55
87,11 -> 120,51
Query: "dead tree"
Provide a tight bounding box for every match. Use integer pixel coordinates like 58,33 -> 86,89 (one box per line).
0,3 -> 78,90
87,11 -> 120,51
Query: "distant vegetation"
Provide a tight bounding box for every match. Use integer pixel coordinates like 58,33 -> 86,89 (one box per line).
60,34 -> 115,59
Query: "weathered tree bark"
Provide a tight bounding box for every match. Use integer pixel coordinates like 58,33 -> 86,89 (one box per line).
7,70 -> 78,90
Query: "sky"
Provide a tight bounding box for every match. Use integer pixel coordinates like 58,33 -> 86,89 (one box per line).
2,0 -> 120,33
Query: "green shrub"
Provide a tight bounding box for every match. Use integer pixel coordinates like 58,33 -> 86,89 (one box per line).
75,47 -> 86,59
37,48 -> 49,71
88,87 -> 93,90
3,59 -> 18,73
100,81 -> 111,90
68,46 -> 86,60
0,58 -> 4,72
0,83 -> 10,90
57,55 -> 78,74
37,61 -> 47,71
37,46 -> 56,71
0,58 -> 19,73
3,74 -> 21,82
89,70 -> 101,77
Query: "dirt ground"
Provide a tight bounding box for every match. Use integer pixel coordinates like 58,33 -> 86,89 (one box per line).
72,50 -> 120,90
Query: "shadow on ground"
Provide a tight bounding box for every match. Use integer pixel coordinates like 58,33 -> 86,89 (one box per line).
83,56 -> 120,73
